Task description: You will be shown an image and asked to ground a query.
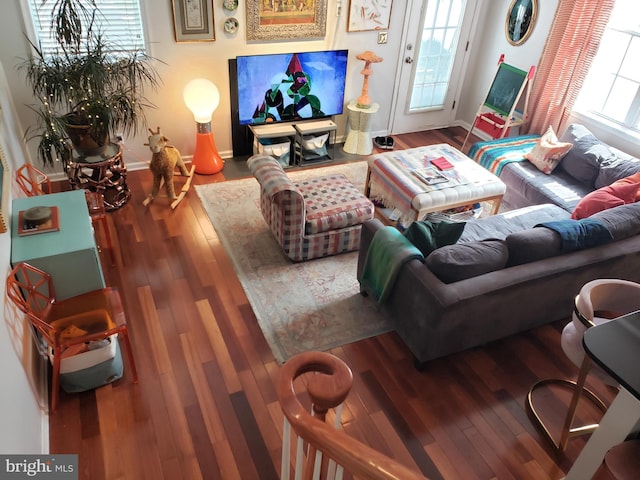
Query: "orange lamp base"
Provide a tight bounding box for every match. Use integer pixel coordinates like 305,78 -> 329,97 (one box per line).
193,132 -> 224,174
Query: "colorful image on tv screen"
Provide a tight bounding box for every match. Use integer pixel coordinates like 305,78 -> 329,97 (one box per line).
236,50 -> 348,125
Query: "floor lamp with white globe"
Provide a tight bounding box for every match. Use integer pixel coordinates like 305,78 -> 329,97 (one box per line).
183,78 -> 224,174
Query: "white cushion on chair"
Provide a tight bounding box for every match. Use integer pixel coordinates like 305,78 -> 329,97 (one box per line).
561,320 -> 583,368
561,315 -> 615,385
562,278 -> 640,386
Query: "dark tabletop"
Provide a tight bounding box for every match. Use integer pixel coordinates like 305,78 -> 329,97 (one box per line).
583,310 -> 640,400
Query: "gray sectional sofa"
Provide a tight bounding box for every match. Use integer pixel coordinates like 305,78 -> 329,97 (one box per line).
357,124 -> 640,367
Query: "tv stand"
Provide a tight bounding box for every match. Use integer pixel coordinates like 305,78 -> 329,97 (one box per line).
249,123 -> 297,147
248,118 -> 337,167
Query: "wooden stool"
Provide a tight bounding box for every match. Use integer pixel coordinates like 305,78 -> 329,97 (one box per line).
593,439 -> 640,480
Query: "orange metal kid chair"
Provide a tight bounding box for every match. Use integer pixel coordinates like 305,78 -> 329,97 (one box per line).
6,262 -> 138,412
16,163 -> 52,196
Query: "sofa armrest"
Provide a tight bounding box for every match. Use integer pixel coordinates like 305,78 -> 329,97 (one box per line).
265,189 -> 306,240
248,154 -> 299,199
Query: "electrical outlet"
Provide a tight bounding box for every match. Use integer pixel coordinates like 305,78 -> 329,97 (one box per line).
378,32 -> 388,44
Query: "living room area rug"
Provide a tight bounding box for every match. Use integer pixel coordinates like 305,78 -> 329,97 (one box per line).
195,161 -> 391,363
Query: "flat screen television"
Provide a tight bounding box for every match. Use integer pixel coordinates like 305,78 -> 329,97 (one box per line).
236,49 -> 348,126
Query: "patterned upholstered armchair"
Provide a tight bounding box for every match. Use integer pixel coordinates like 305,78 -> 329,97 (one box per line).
248,155 -> 375,262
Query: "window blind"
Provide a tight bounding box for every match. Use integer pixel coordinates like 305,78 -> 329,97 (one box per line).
27,0 -> 146,55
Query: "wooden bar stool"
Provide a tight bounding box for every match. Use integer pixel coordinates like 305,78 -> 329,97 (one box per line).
527,279 -> 640,453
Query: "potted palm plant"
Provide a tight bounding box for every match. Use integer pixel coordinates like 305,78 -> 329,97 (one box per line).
20,0 -> 161,166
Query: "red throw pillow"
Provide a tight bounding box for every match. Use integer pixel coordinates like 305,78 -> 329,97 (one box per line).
572,181 -> 640,219
612,171 -> 640,201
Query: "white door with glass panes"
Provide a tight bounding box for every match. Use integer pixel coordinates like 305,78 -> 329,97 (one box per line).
390,0 -> 480,134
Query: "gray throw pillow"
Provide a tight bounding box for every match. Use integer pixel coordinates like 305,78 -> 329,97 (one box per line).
558,124 -> 615,187
595,154 -> 640,189
505,227 -> 562,266
590,202 -> 640,241
425,240 -> 508,284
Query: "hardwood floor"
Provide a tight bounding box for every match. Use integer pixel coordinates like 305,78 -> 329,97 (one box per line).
49,127 -> 616,479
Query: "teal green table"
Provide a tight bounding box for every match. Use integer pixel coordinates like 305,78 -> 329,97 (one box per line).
11,190 -> 105,300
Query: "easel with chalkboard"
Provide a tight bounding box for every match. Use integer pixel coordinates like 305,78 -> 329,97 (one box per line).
462,55 -> 535,151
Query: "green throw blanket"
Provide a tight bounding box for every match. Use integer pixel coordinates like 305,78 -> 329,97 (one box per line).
359,227 -> 424,304
402,220 -> 466,256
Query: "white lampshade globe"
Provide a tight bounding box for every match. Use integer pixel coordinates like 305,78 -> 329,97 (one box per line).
183,79 -> 220,123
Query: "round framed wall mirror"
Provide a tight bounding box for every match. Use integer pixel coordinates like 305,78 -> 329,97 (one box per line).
505,0 -> 538,46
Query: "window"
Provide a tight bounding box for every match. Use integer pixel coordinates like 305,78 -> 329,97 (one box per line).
575,0 -> 640,132
26,0 -> 147,56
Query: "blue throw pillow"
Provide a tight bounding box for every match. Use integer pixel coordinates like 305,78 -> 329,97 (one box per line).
536,219 -> 613,252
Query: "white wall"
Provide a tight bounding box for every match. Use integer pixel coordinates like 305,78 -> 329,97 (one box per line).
0,59 -> 48,453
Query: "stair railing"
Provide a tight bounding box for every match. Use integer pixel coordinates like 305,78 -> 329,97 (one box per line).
277,351 -> 427,480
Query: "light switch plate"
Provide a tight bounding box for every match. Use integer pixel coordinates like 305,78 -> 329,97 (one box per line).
378,32 -> 388,44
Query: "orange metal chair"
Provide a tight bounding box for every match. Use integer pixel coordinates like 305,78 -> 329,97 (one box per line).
16,163 -> 52,196
82,190 -> 115,265
15,163 -> 115,265
6,262 -> 138,413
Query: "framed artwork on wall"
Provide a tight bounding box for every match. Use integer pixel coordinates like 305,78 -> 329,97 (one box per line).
347,0 -> 393,32
246,0 -> 327,41
171,0 -> 216,42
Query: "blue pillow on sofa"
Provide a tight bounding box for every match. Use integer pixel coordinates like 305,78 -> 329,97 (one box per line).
536,219 -> 613,252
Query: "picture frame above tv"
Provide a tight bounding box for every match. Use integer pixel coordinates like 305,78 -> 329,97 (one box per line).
235,50 -> 349,126
246,0 -> 327,41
